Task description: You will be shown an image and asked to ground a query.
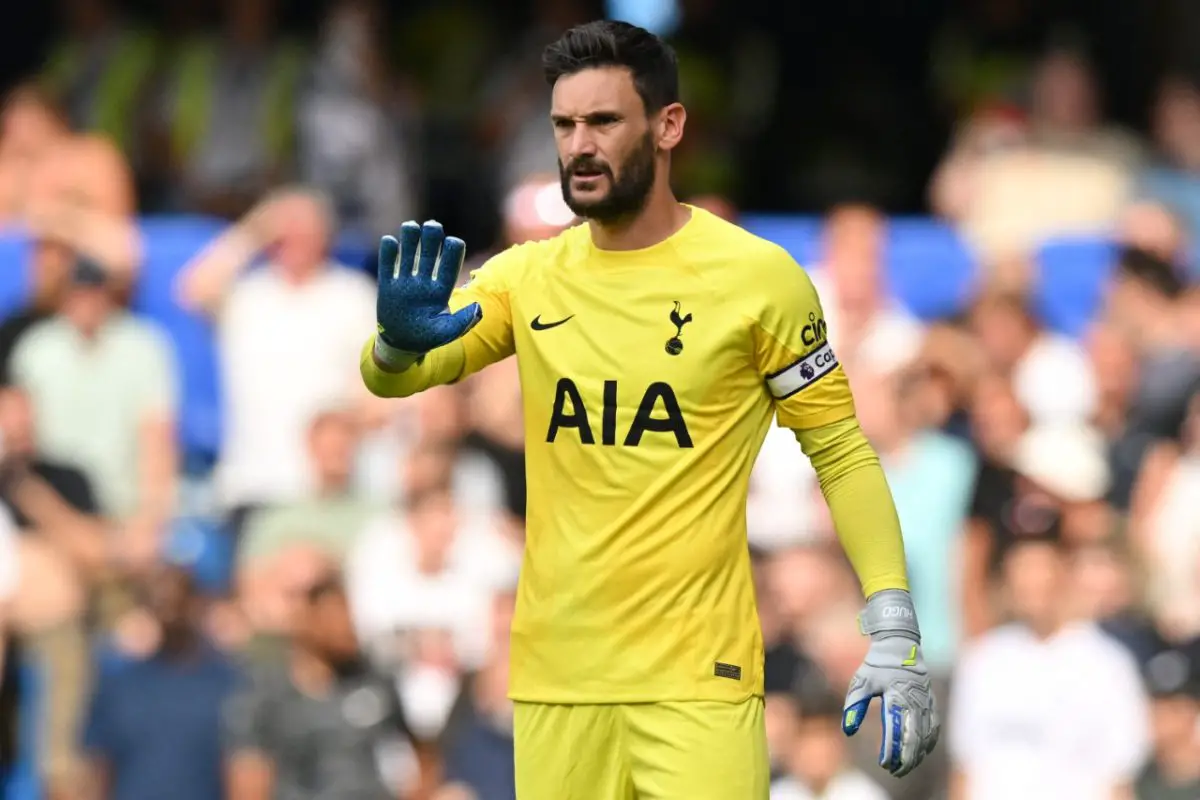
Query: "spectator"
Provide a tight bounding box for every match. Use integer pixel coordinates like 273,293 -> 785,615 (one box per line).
949,531 -> 1151,799
235,408 -> 379,628
967,290 -> 1098,426
855,366 -> 975,677
950,47 -> 1137,264
0,498 -> 91,800
1135,645 -> 1200,799
347,485 -> 519,677
0,84 -> 71,227
0,85 -> 141,382
438,591 -> 518,800
1129,393 -> 1200,641
298,0 -> 416,239
83,564 -> 240,800
809,205 -> 924,378
1009,423 -> 1113,544
176,187 -> 381,527
0,385 -> 105,576
10,258 -> 178,569
153,0 -> 305,217
1140,74 -> 1200,281
1118,200 -> 1190,269
1101,248 -> 1200,510
225,564 -> 424,800
39,0 -> 157,158
770,679 -> 887,800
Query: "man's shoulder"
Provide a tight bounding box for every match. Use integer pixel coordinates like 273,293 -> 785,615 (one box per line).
471,225 -> 588,287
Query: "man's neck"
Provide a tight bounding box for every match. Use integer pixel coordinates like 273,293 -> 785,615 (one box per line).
587,190 -> 690,252
291,648 -> 336,697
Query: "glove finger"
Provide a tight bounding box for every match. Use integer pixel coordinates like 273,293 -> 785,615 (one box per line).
435,236 -> 467,292
427,303 -> 482,348
417,220 -> 443,280
892,703 -> 921,778
841,698 -> 871,737
396,221 -> 422,278
378,235 -> 399,283
879,696 -> 904,773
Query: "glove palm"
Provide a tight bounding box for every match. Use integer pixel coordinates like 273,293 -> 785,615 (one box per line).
375,220 -> 481,366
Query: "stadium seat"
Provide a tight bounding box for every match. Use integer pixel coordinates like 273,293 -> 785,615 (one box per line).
742,215 -> 977,322
0,232 -> 33,319
133,216 -> 230,469
885,218 -> 976,321
741,214 -> 824,269
1034,236 -> 1118,339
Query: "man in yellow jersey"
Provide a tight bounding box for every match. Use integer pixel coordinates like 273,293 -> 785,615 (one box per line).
360,19 -> 939,799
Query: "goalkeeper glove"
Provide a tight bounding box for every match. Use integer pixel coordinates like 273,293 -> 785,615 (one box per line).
842,589 -> 940,778
373,220 -> 481,371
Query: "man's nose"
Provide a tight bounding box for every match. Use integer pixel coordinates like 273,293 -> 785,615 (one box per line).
567,127 -> 598,160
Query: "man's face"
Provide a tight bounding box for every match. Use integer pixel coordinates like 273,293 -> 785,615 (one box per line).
1002,540 -> 1064,627
551,66 -> 659,223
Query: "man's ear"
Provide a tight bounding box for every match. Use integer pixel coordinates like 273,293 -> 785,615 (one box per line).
655,102 -> 687,152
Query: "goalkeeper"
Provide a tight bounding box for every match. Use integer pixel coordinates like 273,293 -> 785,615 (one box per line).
361,19 -> 938,800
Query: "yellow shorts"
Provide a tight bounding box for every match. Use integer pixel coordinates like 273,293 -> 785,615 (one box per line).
513,698 -> 769,800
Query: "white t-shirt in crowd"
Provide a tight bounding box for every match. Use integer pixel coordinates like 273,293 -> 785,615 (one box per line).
770,771 -> 888,800
1014,334 -> 1098,426
809,271 -> 925,377
949,622 -> 1150,800
214,264 -> 375,508
747,423 -> 821,551
346,510 -> 522,670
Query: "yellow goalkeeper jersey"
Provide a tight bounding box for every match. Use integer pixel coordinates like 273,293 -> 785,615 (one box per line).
381,208 -> 858,703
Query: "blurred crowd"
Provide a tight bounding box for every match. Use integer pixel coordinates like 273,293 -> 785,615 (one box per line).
0,0 -> 1198,799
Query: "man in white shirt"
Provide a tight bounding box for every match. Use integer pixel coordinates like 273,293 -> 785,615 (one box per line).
949,529 -> 1151,799
176,186 -> 382,514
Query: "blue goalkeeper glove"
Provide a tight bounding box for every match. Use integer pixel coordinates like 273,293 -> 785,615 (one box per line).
372,220 -> 481,371
842,589 -> 940,778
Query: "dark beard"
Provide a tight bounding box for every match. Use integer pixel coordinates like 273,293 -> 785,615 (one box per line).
559,132 -> 656,224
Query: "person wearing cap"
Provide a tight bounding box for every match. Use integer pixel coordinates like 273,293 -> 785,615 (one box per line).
1009,421 -> 1115,543
948,524 -> 1151,799
1134,644 -> 1200,799
8,254 -> 179,574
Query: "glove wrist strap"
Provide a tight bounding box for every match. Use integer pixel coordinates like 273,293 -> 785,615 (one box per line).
373,335 -> 422,372
859,588 -> 921,641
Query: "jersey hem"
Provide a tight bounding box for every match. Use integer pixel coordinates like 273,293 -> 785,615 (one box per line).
507,688 -> 767,706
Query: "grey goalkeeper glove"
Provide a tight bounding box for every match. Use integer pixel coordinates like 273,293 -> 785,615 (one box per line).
841,589 -> 940,778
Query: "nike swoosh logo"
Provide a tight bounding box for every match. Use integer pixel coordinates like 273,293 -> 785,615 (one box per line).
530,315 -> 574,331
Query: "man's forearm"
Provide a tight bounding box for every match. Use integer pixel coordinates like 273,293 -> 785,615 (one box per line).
794,418 -> 909,597
359,336 -> 466,398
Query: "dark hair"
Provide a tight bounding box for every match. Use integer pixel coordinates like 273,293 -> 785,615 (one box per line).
1117,246 -> 1184,299
542,20 -> 679,113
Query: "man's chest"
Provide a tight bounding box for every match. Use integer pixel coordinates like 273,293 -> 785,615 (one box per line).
508,272 -> 762,444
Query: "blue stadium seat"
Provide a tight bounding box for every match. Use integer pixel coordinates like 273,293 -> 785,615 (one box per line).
1034,236 -> 1117,338
741,214 -> 824,268
742,215 -> 976,322
133,216 -> 230,468
0,232 -> 33,319
886,219 -> 976,321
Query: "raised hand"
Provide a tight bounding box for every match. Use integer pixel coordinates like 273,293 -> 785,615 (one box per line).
374,220 -> 481,370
